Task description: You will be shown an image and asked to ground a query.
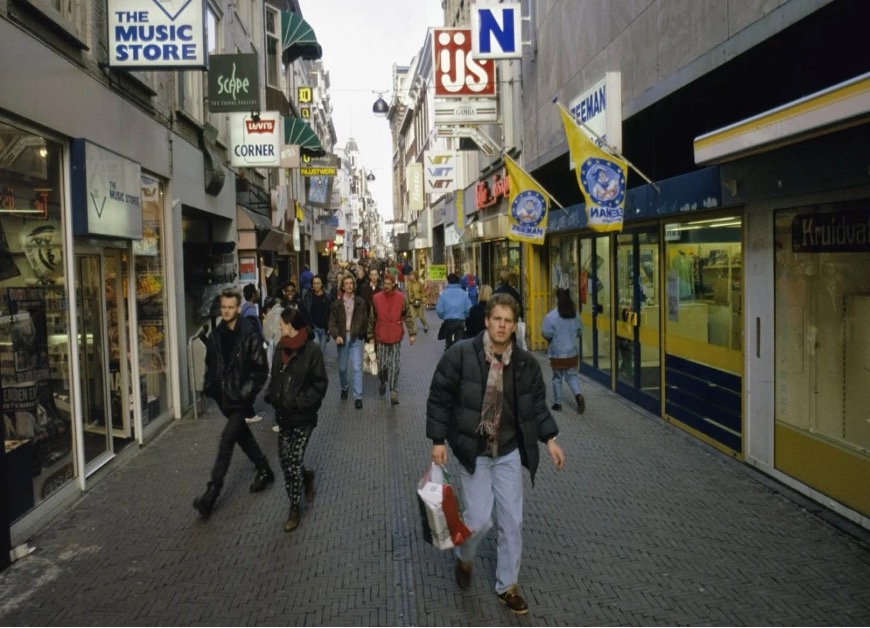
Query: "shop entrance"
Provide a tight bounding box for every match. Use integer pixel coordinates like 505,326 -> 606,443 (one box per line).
614,228 -> 661,413
75,248 -> 134,474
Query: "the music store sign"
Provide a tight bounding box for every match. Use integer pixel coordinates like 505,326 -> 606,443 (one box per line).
107,0 -> 207,69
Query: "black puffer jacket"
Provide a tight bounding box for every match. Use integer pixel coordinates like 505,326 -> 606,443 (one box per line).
269,335 -> 328,429
426,333 -> 558,484
204,315 -> 268,416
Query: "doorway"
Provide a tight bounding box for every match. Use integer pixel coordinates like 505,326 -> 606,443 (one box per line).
75,248 -> 134,474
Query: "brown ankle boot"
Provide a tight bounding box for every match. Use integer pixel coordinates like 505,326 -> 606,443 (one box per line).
284,506 -> 301,532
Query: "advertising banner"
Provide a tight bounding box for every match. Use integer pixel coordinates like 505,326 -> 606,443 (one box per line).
424,152 -> 456,195
408,163 -> 424,211
107,0 -> 207,69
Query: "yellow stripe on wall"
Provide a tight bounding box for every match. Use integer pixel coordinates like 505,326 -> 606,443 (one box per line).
666,334 -> 742,375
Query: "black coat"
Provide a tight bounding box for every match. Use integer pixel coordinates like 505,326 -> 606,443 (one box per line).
204,315 -> 268,416
269,336 -> 329,429
426,333 -> 558,483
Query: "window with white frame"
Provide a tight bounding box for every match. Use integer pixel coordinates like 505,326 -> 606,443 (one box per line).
265,6 -> 282,88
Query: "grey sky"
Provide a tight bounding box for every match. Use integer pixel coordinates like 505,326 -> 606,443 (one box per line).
299,0 -> 443,218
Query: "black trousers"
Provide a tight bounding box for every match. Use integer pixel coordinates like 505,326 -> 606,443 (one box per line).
443,319 -> 465,350
210,410 -> 266,487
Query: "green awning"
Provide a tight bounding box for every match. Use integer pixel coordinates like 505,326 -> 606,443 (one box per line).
281,12 -> 322,65
284,117 -> 323,152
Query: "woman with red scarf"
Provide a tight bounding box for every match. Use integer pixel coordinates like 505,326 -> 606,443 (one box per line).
268,308 -> 329,532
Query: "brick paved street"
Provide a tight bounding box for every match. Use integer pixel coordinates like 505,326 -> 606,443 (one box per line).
1,309 -> 869,626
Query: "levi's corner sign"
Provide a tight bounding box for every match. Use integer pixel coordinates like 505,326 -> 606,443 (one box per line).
70,140 -> 143,239
107,0 -> 207,69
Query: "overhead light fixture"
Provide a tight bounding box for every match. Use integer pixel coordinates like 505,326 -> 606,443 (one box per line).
366,173 -> 376,181
372,91 -> 389,117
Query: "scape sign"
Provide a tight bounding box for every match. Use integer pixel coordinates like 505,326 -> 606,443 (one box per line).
107,0 -> 207,69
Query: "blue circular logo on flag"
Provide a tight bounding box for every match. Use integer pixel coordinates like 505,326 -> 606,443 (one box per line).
580,158 -> 625,207
511,190 -> 546,227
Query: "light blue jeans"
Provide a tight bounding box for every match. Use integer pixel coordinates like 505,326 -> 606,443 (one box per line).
455,448 -> 523,594
336,334 -> 363,400
312,326 -> 327,350
552,365 -> 581,403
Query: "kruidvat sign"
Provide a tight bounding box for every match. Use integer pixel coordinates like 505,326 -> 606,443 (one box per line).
208,54 -> 260,112
229,112 -> 281,167
792,208 -> 870,253
107,0 -> 207,69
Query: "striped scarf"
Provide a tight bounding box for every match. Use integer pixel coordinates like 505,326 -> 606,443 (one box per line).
478,332 -> 512,456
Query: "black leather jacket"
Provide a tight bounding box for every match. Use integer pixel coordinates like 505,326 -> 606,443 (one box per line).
269,336 -> 328,428
204,315 -> 268,416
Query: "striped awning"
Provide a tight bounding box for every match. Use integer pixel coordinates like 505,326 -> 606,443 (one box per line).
284,117 -> 323,153
281,12 -> 322,65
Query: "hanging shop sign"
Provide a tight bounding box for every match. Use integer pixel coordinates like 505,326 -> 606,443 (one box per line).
300,153 -> 339,177
424,151 -> 456,194
208,54 -> 260,112
568,72 -> 623,154
107,0 -> 207,69
433,28 -> 495,97
71,140 -> 142,238
229,111 -> 282,167
471,2 -> 522,60
408,163 -> 424,211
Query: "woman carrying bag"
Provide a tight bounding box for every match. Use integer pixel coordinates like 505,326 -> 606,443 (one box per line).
269,307 -> 329,532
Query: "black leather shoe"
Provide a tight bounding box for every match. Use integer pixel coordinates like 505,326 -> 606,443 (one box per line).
551,403 -> 562,411
355,399 -> 363,409
497,586 -> 529,615
340,389 -> 348,400
250,463 -> 275,493
576,394 -> 586,414
193,482 -> 220,518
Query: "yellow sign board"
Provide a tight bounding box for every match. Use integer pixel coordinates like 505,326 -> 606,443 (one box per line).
428,264 -> 447,281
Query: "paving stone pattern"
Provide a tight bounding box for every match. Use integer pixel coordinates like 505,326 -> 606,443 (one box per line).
1,311 -> 869,626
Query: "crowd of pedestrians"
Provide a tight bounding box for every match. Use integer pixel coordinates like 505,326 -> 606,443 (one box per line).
193,258 -> 578,616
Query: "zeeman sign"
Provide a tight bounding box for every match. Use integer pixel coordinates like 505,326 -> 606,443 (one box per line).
108,0 -> 207,69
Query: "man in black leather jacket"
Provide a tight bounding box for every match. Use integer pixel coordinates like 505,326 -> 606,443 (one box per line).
194,288 -> 272,517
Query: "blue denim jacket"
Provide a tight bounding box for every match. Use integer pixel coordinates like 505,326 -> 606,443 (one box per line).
541,308 -> 582,359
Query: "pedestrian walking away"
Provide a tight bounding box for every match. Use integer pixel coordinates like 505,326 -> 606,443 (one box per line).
299,264 -> 314,297
464,284 -> 492,339
329,273 -> 368,409
368,273 -> 416,405
268,307 -> 328,532
436,272 -> 472,351
405,269 -> 429,333
301,274 -> 332,350
194,288 -> 273,518
541,287 -> 585,414
426,292 -> 565,615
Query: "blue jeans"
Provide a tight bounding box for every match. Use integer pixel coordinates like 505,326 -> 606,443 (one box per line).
336,334 -> 363,400
552,366 -> 581,403
312,327 -> 327,350
455,448 -> 523,594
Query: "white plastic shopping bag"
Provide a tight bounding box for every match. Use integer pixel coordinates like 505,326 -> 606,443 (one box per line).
416,463 -> 471,550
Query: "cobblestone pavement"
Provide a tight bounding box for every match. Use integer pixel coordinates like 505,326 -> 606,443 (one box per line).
1,310 -> 870,626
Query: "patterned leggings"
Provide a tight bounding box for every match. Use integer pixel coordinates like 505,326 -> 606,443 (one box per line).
376,342 -> 402,392
278,425 -> 315,508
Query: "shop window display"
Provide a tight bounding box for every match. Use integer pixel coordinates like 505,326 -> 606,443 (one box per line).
0,122 -> 73,520
664,216 -> 743,371
774,203 -> 870,453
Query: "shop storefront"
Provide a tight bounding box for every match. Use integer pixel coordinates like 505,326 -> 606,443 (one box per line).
2,123 -> 175,538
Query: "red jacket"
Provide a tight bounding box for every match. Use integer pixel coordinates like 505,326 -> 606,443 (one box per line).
369,289 -> 416,344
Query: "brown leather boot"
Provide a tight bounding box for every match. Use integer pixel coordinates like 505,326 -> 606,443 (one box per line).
284,506 -> 301,532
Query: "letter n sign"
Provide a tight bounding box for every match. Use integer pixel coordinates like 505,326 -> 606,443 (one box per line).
471,2 -> 522,59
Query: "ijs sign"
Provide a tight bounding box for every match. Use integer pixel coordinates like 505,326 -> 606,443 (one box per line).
107,0 -> 207,69
433,28 -> 495,97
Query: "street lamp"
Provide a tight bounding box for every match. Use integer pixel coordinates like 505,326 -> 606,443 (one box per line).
372,91 -> 389,117
366,172 -> 376,182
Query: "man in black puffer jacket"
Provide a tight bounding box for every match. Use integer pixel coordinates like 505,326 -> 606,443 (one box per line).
194,288 -> 272,518
427,293 -> 565,616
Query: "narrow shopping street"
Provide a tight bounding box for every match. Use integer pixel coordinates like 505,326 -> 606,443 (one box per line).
1,310 -> 868,626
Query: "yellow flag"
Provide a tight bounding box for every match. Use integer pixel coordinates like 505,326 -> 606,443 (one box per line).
505,156 -> 548,245
559,104 -> 627,232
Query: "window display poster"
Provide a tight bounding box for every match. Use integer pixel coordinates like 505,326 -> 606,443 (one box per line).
239,257 -> 257,282
5,287 -> 49,382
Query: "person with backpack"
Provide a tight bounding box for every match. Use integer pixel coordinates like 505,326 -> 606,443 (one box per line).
461,272 -> 480,305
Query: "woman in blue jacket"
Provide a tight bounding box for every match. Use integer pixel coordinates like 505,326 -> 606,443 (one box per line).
541,288 -> 585,414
